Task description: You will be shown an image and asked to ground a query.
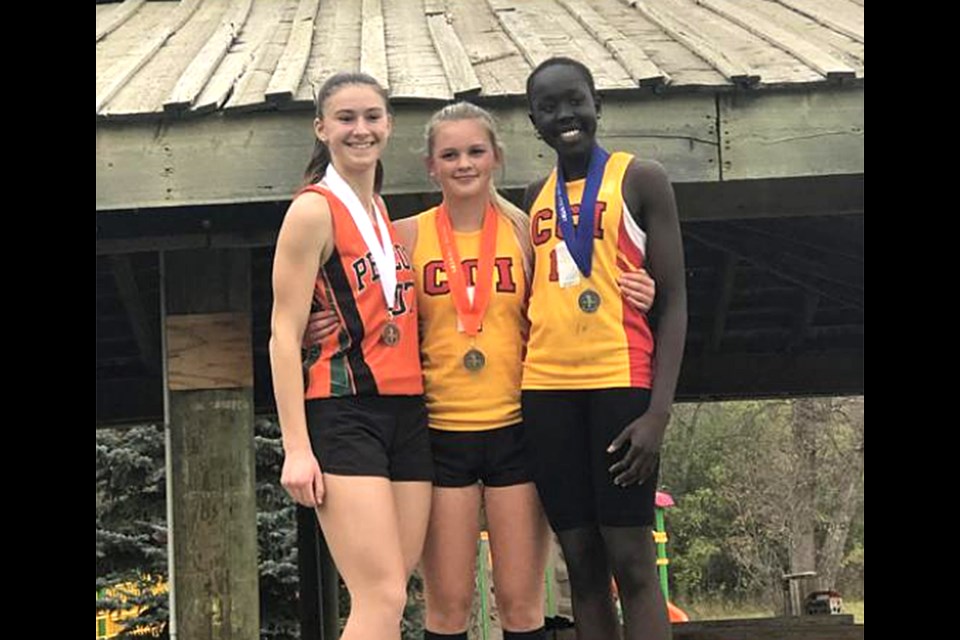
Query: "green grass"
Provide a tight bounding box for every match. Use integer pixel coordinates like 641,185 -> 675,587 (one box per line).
844,600 -> 863,623
677,599 -> 773,621
674,599 -> 864,623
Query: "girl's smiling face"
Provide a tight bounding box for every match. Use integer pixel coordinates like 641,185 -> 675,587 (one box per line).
315,83 -> 392,175
528,63 -> 600,159
427,118 -> 500,201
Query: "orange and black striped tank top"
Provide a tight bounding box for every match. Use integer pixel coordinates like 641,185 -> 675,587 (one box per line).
522,152 -> 654,390
300,185 -> 423,398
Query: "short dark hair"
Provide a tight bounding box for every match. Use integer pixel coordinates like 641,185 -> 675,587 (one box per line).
526,56 -> 597,107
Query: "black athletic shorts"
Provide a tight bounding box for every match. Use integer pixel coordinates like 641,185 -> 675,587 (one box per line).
429,422 -> 531,488
521,388 -> 658,531
306,395 -> 433,481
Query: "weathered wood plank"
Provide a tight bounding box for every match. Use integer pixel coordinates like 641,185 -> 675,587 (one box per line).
96,0 -> 146,42
427,13 -> 482,96
775,0 -> 863,43
672,615 -> 862,640
447,0 -> 528,95
516,0 -> 635,91
167,313 -> 254,389
166,0 -> 254,113
383,0 -> 450,99
591,0 -> 727,88
697,0 -> 855,80
296,0 -> 362,103
361,0 -> 390,89
194,0 -> 288,113
96,0 -> 203,114
97,95 -> 718,211
424,0 -> 445,15
265,0 -> 321,103
557,0 -> 668,87
720,88 -> 863,180
489,1 -> 553,70
102,0 -> 228,116
97,3 -> 168,105
164,249 -> 257,640
729,0 -> 863,75
619,0 -> 759,85
167,386 -> 259,639
227,2 -> 298,110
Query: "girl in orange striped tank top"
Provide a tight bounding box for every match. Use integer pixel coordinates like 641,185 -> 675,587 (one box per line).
270,72 -> 432,640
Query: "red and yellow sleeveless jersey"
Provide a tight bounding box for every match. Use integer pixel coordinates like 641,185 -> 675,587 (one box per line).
522,152 -> 654,390
413,206 -> 527,431
300,185 -> 423,398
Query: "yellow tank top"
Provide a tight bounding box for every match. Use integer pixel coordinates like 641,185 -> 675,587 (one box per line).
413,206 -> 527,431
522,152 -> 654,390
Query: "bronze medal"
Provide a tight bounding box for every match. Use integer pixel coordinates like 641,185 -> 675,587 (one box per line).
578,289 -> 601,313
463,347 -> 486,372
381,320 -> 401,347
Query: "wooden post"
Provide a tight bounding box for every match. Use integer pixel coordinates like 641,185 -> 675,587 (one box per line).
163,248 -> 259,639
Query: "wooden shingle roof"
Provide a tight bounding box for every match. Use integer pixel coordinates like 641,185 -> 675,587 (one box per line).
96,0 -> 864,119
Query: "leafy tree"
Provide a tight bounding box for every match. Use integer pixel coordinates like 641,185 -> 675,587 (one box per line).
661,398 -> 864,606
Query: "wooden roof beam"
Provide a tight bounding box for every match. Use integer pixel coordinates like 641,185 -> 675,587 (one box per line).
707,252 -> 738,353
109,255 -> 159,373
709,223 -> 863,292
686,227 -> 863,309
696,0 -> 855,81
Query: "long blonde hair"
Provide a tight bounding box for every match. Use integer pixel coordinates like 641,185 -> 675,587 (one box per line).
424,102 -> 532,282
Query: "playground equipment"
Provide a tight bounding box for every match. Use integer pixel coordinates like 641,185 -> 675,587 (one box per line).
655,491 -> 689,623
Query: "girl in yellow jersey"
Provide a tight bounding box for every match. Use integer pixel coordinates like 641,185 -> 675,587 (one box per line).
521,58 -> 687,640
408,104 -> 547,640
271,72 -> 432,640
307,102 -> 655,640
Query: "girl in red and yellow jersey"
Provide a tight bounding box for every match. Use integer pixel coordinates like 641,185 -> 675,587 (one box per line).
270,72 -> 431,640
521,58 -> 687,640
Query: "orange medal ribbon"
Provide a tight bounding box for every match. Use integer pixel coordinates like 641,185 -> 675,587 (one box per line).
435,202 -> 498,337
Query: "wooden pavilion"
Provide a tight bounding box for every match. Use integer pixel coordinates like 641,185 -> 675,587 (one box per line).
96,1 -> 863,638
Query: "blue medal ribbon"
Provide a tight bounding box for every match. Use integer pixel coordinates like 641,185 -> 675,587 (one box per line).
554,145 -> 610,278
